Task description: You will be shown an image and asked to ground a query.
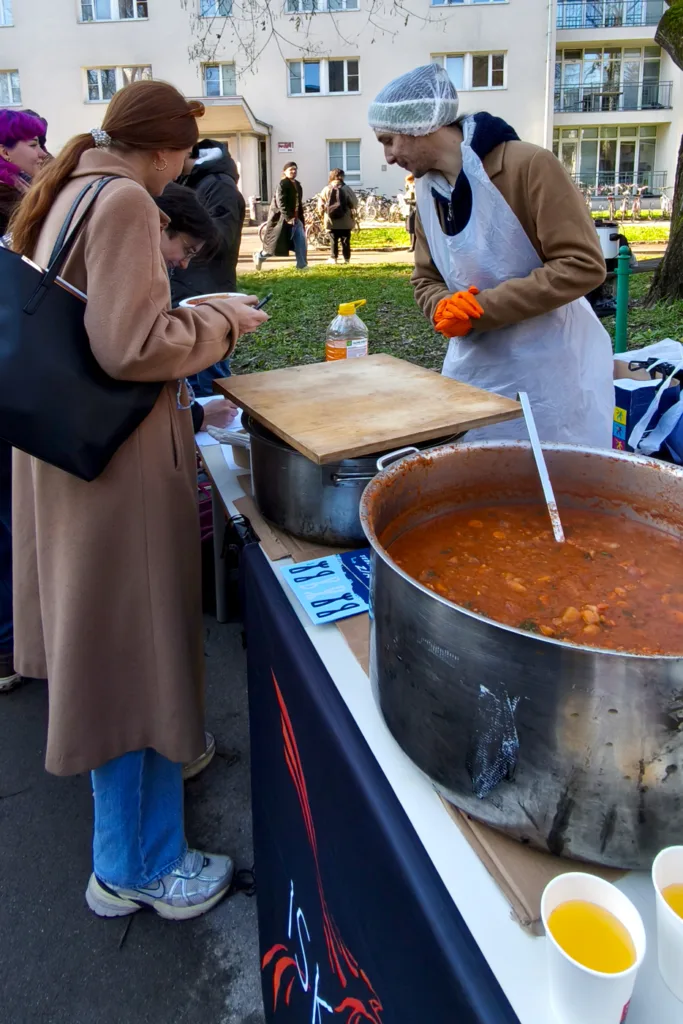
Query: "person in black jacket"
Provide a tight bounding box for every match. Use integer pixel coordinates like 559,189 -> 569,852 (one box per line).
171,138 -> 245,302
156,183 -> 240,427
253,161 -> 308,271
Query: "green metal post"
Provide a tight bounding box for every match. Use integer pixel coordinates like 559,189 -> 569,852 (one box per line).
614,244 -> 631,355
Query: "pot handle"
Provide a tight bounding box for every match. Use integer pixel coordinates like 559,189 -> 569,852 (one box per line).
376,446 -> 420,472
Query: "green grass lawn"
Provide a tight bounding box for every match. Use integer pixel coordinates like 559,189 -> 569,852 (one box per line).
350,226 -> 410,249
593,210 -> 669,223
235,263 -> 682,375
350,223 -> 668,248
235,264 -> 440,373
620,224 -> 669,243
602,272 -> 683,349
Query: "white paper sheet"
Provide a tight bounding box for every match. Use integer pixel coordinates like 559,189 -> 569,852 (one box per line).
194,401 -> 244,447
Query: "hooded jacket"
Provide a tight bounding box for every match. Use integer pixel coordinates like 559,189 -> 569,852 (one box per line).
171,139 -> 246,304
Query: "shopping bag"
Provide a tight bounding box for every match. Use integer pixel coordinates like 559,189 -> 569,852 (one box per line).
613,342 -> 683,456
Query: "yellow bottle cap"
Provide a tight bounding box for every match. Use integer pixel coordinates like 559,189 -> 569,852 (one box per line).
338,299 -> 367,316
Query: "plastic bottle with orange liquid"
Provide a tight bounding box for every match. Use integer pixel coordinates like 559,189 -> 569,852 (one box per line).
325,299 -> 368,361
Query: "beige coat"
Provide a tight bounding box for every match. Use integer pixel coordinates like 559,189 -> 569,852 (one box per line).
317,182 -> 358,231
412,140 -> 606,331
12,148 -> 242,776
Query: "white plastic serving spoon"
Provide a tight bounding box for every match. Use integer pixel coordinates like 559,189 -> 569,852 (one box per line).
517,391 -> 565,544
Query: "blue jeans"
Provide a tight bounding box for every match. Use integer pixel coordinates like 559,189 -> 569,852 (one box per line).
0,439 -> 12,656
187,359 -> 232,399
91,749 -> 186,888
291,218 -> 308,269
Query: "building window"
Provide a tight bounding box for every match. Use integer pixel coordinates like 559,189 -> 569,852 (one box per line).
86,65 -> 152,101
432,0 -> 505,6
433,52 -> 506,90
203,63 -> 236,96
328,139 -> 361,183
556,0 -> 665,30
0,0 -> 13,27
0,69 -> 20,104
554,46 -> 670,112
81,0 -> 148,20
285,0 -> 358,10
200,0 -> 232,15
553,125 -> 662,189
288,59 -> 360,96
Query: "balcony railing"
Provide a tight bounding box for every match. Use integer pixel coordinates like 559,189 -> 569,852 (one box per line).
569,171 -> 667,193
557,0 -> 665,29
554,80 -> 672,112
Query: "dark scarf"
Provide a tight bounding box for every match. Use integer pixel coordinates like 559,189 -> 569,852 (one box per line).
431,113 -> 520,236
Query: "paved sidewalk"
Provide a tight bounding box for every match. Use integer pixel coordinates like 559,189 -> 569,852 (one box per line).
0,620 -> 265,1024
237,225 -> 415,270
237,226 -> 665,273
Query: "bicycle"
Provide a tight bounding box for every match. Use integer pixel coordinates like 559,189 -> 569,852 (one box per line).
617,183 -> 632,221
631,185 -> 647,220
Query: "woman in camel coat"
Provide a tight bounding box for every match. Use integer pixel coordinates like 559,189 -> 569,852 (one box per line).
9,80 -> 268,921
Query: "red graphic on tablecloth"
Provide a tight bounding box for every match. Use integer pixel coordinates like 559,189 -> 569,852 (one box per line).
261,670 -> 384,1023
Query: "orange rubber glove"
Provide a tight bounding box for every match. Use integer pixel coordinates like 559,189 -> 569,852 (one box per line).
434,286 -> 484,339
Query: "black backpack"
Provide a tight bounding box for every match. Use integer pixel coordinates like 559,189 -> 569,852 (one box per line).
327,184 -> 347,221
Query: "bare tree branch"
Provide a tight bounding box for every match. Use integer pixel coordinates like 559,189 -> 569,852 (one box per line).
181,0 -> 451,73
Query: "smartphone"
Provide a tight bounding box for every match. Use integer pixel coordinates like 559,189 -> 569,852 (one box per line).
255,292 -> 273,311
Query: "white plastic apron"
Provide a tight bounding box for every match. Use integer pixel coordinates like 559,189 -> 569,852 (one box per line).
416,119 -> 614,446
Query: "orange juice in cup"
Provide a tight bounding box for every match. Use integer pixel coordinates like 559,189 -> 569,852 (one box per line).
541,872 -> 646,1024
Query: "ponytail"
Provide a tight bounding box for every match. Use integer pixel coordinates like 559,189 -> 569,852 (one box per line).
10,133 -> 95,257
9,80 -> 203,258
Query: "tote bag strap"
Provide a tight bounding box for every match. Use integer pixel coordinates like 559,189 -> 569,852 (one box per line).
24,175 -> 120,315
47,178 -> 99,265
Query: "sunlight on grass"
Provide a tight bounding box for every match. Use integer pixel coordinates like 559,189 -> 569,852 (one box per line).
235,263 -> 682,374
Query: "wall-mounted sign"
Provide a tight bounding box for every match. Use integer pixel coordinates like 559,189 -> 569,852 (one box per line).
277,141 -> 295,153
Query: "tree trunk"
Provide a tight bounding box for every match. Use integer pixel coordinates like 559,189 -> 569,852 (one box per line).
647,132 -> 683,303
647,0 -> 683,302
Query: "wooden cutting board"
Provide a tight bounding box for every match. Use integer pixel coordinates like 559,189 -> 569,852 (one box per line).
215,354 -> 521,464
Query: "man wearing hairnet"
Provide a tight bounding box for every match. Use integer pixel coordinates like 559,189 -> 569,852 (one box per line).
369,64 -> 614,446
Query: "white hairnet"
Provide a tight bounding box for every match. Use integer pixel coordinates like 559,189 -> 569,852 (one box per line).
368,63 -> 459,137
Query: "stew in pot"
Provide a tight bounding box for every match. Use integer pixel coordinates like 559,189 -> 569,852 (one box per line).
388,504 -> 683,655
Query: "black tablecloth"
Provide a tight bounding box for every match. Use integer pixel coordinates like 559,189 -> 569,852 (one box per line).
241,542 -> 520,1023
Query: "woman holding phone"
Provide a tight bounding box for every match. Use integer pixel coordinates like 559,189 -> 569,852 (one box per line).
9,80 -> 268,921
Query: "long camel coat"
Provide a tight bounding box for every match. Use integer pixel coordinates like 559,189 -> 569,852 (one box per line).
12,148 -> 241,776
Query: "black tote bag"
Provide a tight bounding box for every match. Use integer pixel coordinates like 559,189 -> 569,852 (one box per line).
0,176 -> 164,482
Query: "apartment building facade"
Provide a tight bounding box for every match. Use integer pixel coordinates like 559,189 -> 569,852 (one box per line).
1,0 -> 681,203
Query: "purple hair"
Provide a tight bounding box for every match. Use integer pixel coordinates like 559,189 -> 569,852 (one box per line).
0,109 -> 46,187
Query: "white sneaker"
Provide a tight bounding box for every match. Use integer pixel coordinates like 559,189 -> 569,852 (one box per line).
182,731 -> 216,781
327,257 -> 337,264
86,849 -> 234,921
0,652 -> 20,693
252,251 -> 264,271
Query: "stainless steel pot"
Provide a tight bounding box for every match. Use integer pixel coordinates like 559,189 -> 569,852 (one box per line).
360,441 -> 683,869
245,414 -> 453,546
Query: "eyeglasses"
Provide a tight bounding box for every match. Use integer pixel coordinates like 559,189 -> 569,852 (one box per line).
180,239 -> 201,260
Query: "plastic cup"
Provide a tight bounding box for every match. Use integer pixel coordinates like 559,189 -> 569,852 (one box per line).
541,872 -> 646,1024
652,845 -> 683,1001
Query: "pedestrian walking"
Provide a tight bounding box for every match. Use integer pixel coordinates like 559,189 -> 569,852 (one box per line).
318,168 -> 358,265
253,161 -> 307,271
404,173 -> 416,252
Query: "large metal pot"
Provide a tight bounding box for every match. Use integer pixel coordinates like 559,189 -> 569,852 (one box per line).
245,414 -> 454,546
360,442 -> 683,869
